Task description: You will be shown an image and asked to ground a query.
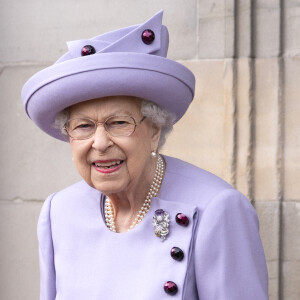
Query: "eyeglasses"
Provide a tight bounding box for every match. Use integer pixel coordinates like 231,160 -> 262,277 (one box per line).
64,115 -> 146,140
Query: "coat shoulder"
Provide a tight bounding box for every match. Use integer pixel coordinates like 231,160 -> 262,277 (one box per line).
162,156 -> 240,208
48,180 -> 102,214
54,180 -> 96,196
164,155 -> 232,189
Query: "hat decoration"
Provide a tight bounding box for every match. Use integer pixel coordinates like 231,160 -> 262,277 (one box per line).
21,10 -> 195,141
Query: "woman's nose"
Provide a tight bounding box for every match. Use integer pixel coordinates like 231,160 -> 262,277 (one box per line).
92,125 -> 113,152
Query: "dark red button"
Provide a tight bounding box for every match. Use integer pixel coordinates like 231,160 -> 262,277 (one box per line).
164,281 -> 178,295
171,247 -> 184,261
175,213 -> 189,226
141,29 -> 155,45
81,45 -> 96,56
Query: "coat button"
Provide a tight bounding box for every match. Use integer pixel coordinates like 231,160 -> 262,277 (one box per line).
81,45 -> 96,56
170,247 -> 184,261
164,281 -> 178,295
141,29 -> 155,44
175,213 -> 189,226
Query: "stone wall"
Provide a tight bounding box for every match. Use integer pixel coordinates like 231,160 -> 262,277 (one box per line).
1,1 -> 299,299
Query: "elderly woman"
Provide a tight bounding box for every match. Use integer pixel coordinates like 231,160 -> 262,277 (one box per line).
22,11 -> 268,300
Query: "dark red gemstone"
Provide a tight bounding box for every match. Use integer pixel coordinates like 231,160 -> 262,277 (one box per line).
171,247 -> 184,261
141,29 -> 155,45
175,213 -> 189,226
81,45 -> 96,56
164,281 -> 178,295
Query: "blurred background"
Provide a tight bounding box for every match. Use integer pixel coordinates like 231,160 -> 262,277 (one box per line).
0,0 -> 299,299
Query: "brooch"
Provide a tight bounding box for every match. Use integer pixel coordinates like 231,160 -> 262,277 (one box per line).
152,209 -> 170,241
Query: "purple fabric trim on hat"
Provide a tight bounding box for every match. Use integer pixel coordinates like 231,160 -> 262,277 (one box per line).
60,11 -> 167,62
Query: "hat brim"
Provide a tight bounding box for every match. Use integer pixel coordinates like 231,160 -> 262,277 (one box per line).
22,52 -> 195,141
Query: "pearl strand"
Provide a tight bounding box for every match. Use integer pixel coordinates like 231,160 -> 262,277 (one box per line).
104,155 -> 165,232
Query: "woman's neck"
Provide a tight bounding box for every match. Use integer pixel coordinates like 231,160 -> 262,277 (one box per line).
106,157 -> 158,233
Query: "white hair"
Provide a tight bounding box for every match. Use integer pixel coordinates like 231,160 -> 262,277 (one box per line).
53,108 -> 70,142
54,98 -> 176,150
140,100 -> 175,150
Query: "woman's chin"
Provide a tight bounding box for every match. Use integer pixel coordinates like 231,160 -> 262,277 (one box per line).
87,163 -> 127,193
90,179 -> 128,195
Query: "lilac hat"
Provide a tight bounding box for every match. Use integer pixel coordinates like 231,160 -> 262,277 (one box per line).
21,11 -> 195,141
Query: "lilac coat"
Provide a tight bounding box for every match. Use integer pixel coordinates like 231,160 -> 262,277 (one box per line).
38,156 -> 268,299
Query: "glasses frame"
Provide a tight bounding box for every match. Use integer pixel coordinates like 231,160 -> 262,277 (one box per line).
64,115 -> 146,140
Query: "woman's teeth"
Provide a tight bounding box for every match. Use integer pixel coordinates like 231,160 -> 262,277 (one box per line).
94,160 -> 122,169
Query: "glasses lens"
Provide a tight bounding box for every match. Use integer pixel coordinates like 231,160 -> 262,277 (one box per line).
105,116 -> 136,136
66,118 -> 96,139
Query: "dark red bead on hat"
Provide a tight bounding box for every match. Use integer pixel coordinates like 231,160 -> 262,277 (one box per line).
175,213 -> 189,226
81,45 -> 96,56
164,281 -> 178,295
170,247 -> 184,261
141,29 -> 155,45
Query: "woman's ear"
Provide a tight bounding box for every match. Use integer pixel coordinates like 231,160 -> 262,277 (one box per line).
150,122 -> 162,151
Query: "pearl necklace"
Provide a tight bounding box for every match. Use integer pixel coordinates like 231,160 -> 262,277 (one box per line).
104,155 -> 165,232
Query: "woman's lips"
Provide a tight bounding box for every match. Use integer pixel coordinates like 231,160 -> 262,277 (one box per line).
92,160 -> 124,174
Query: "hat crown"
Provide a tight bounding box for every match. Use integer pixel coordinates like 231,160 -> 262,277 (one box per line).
56,10 -> 169,64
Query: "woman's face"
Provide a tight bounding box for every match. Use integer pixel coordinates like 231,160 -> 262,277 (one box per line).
68,96 -> 161,196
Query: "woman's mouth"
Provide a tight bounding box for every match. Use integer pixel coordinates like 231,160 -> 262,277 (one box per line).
92,160 -> 124,174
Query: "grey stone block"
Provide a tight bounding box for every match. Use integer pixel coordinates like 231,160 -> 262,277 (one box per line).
283,58 -> 300,200
282,201 -> 300,261
236,0 -> 252,57
198,0 -> 235,58
254,1 -> 281,57
255,201 -> 281,299
282,260 -> 300,300
0,0 -> 197,62
236,58 -> 253,198
163,60 -> 226,178
254,58 -> 281,201
0,200 -> 42,300
266,260 -> 279,300
284,2 -> 300,57
255,201 -> 280,261
197,0 -> 282,58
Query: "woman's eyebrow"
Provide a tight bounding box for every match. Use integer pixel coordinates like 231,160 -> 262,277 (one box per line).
70,110 -> 135,118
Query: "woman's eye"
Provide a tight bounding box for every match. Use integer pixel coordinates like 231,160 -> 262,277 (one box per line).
72,122 -> 94,130
77,123 -> 91,128
108,120 -> 129,127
